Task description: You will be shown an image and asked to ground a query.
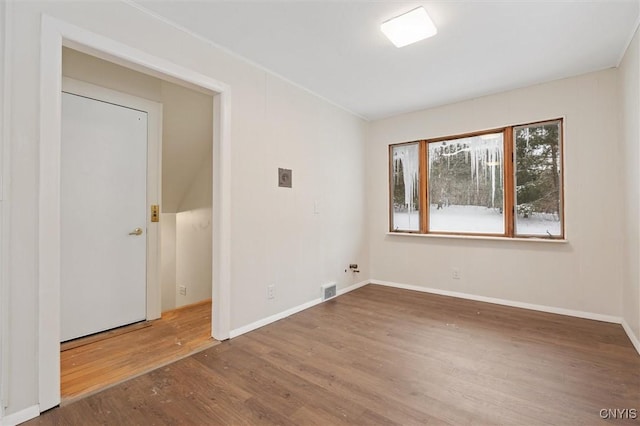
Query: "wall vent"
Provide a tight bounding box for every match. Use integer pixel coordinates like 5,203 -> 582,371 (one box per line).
321,282 -> 337,301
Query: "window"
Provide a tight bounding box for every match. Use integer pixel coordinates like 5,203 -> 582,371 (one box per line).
513,121 -> 563,237
391,143 -> 421,231
389,119 -> 564,238
428,132 -> 505,234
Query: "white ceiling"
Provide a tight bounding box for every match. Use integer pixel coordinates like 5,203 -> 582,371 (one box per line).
134,0 -> 640,121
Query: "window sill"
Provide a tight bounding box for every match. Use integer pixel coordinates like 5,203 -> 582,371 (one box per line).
386,232 -> 568,243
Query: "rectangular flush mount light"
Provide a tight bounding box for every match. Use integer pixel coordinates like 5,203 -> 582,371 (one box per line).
381,6 -> 437,48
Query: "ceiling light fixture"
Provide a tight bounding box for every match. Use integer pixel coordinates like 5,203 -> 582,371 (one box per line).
381,6 -> 437,48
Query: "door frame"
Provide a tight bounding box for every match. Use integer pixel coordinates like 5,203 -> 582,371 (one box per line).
39,16 -> 232,411
62,77 -> 163,323
0,0 -> 11,416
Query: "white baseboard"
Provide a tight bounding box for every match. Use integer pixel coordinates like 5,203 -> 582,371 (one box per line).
1,405 -> 39,426
229,280 -> 369,338
228,278 -> 640,357
621,319 -> 640,356
337,280 -> 368,296
370,280 -> 623,324
229,298 -> 322,338
371,280 -> 640,357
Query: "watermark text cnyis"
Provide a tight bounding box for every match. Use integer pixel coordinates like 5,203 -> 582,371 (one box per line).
599,408 -> 637,420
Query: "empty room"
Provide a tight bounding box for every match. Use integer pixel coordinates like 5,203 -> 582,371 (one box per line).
0,1 -> 639,425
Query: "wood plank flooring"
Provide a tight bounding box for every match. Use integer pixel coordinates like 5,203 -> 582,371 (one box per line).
61,322 -> 152,353
61,299 -> 217,402
32,285 -> 639,425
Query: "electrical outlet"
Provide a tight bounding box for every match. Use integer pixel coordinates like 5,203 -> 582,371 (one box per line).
452,268 -> 461,280
267,284 -> 276,300
179,285 -> 187,295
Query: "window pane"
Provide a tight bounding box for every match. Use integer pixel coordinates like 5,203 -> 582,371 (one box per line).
391,143 -> 420,231
428,133 -> 504,234
514,121 -> 562,237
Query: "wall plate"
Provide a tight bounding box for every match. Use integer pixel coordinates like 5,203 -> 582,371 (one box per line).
278,168 -> 292,188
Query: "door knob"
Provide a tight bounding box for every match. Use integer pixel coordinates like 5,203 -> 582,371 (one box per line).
128,227 -> 143,236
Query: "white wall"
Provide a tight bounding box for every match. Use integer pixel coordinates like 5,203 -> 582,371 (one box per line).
161,81 -> 213,213
160,213 -> 177,312
178,147 -> 213,212
176,151 -> 213,307
619,27 -> 640,344
2,0 -> 368,416
0,0 -> 7,418
176,208 -> 213,306
368,69 -> 624,318
63,46 -> 162,101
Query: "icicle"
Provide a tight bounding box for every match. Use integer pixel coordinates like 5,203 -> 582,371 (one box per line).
427,135 -> 503,208
394,145 -> 419,223
466,135 -> 503,202
490,142 -> 496,208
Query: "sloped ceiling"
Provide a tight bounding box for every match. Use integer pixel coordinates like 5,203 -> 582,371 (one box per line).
160,82 -> 213,213
62,48 -> 212,213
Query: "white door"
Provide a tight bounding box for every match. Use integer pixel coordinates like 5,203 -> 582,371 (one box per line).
60,91 -> 148,342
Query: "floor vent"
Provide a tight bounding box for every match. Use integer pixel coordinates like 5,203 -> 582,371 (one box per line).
321,283 -> 337,301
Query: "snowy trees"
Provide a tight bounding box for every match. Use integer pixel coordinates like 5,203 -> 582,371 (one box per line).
427,134 -> 505,233
390,119 -> 563,237
428,134 -> 504,211
514,122 -> 561,217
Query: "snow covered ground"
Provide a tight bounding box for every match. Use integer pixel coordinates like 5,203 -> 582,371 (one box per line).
429,205 -> 504,233
393,205 -> 561,236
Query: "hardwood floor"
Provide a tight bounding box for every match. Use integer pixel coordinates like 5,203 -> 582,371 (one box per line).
60,299 -> 217,402
31,285 -> 639,425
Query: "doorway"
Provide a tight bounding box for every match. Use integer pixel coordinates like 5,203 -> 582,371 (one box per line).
58,49 -> 216,400
39,15 -> 232,411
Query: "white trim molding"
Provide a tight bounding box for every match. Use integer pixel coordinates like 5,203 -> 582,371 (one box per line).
371,279 -> 623,324
621,320 -> 640,355
0,0 -> 11,416
39,15 -> 232,412
617,7 -> 640,67
337,280 -> 368,297
229,280 -> 369,338
229,298 -> 323,339
371,280 -> 640,356
0,405 -> 39,426
212,90 -> 232,341
229,279 -> 636,344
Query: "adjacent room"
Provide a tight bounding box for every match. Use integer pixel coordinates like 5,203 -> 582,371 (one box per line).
1,1 -> 639,425
58,47 -> 217,401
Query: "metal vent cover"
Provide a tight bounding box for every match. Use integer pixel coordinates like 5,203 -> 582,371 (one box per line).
321,283 -> 337,301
